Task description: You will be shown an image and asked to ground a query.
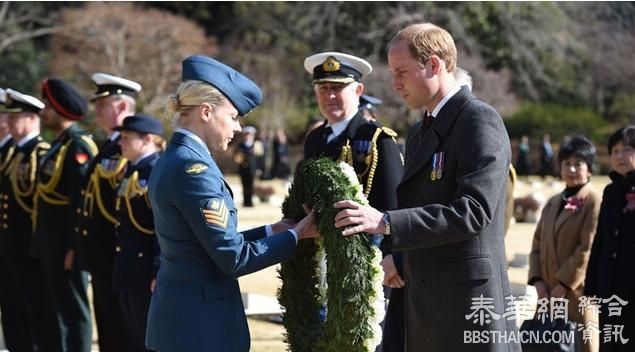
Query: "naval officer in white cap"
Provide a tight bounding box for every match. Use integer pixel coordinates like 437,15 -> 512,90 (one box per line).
76,72 -> 142,352
302,51 -> 405,352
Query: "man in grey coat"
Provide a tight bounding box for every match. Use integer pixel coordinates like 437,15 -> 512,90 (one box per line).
334,23 -> 521,351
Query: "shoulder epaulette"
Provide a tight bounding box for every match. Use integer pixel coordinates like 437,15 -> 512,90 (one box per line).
79,135 -> 99,156
381,126 -> 398,138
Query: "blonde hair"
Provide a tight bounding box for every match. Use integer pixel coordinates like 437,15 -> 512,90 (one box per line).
390,23 -> 457,73
152,134 -> 166,152
166,80 -> 227,126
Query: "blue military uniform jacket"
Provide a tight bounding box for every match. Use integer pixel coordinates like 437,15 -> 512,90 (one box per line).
75,135 -> 127,275
113,152 -> 160,289
0,135 -> 49,257
146,131 -> 296,352
30,124 -> 98,259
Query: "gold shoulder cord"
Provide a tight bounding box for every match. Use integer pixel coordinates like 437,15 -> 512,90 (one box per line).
361,128 -> 383,198
337,140 -> 354,166
0,146 -> 16,179
80,135 -> 99,156
116,171 -> 153,235
32,141 -> 72,231
85,158 -> 127,224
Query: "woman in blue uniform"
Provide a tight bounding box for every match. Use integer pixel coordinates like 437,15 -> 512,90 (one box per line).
145,55 -> 317,352
113,114 -> 164,352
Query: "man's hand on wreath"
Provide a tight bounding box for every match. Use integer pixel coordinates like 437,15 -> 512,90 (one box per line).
333,200 -> 386,236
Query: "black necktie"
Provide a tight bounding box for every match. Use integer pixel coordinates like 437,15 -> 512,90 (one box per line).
423,112 -> 434,128
322,126 -> 333,145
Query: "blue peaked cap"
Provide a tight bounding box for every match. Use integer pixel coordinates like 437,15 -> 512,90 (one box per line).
182,55 -> 262,116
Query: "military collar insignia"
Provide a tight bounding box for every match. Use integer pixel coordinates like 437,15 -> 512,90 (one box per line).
323,56 -> 340,72
201,197 -> 229,228
185,163 -> 208,175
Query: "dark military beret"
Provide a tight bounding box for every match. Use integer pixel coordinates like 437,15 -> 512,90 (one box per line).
41,78 -> 87,121
91,73 -> 142,101
115,114 -> 164,136
181,55 -> 262,117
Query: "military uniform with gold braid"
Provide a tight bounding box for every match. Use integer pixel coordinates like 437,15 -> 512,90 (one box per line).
76,73 -> 140,352
0,89 -> 61,352
0,88 -> 20,351
75,136 -> 127,273
303,53 -> 404,239
109,114 -> 162,352
31,79 -> 98,352
303,53 -> 404,352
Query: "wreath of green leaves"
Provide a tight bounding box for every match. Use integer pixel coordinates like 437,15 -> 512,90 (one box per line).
278,158 -> 382,352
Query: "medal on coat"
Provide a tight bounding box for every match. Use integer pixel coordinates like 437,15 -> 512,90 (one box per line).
430,152 -> 444,181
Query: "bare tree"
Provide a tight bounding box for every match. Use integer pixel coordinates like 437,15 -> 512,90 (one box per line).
0,1 -> 61,55
49,2 -> 216,118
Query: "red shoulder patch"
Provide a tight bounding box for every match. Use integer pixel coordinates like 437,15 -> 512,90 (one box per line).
75,153 -> 89,165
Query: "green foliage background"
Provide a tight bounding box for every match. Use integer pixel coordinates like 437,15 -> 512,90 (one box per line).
2,1 -> 634,165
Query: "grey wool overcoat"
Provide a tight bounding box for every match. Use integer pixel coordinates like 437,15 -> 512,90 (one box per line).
386,86 -> 521,352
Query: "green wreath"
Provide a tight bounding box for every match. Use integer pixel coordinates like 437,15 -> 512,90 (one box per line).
278,158 -> 384,352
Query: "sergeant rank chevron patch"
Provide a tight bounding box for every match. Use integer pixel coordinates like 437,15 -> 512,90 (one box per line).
201,198 -> 229,228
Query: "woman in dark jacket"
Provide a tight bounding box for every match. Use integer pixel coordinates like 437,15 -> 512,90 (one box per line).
585,125 -> 635,352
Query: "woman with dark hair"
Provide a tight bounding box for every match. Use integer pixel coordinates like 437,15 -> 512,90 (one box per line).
529,135 -> 601,352
585,125 -> 635,352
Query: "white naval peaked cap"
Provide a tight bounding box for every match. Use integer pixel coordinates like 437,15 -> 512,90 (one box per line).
90,72 -> 142,101
304,52 -> 373,85
4,88 -> 45,113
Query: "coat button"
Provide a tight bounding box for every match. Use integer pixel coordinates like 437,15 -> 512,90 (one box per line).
81,190 -> 85,195
2,214 -> 7,219
82,230 -> 88,236
614,230 -> 619,236
613,252 -> 617,259
138,252 -> 144,258
116,246 -> 121,252
76,208 -> 81,214
83,211 -> 88,216
2,224 -> 7,229
2,204 -> 7,209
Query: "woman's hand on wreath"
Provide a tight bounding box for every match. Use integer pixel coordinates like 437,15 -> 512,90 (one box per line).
294,210 -> 319,240
333,200 -> 384,236
271,219 -> 296,233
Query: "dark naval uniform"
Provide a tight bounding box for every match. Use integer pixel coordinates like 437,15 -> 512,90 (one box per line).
114,152 -> 160,352
31,124 -> 98,352
75,134 -> 128,351
0,134 -> 59,351
304,112 -> 403,212
303,52 -> 404,352
0,134 -> 21,351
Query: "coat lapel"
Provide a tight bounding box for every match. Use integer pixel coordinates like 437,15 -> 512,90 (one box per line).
401,86 -> 474,184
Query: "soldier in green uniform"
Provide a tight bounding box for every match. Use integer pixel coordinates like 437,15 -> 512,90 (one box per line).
31,78 -> 98,352
0,89 -> 59,351
75,73 -> 140,351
